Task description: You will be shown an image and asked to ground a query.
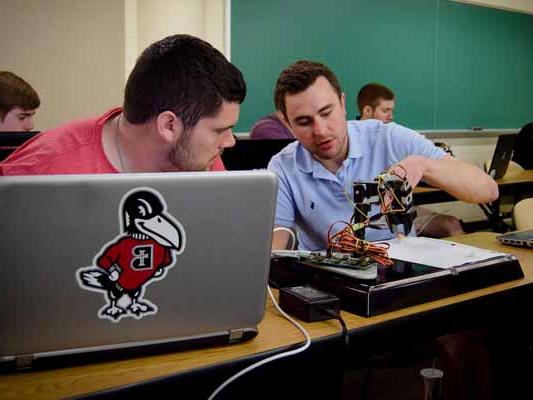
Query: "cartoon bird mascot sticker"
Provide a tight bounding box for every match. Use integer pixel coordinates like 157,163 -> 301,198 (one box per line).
76,188 -> 186,322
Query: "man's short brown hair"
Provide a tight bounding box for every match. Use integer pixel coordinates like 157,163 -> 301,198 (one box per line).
274,60 -> 342,119
357,83 -> 394,114
0,71 -> 40,121
124,34 -> 246,131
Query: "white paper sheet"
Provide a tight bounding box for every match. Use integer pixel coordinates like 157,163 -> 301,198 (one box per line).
383,237 -> 508,269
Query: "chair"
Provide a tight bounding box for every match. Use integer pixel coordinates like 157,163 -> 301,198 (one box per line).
513,198 -> 533,231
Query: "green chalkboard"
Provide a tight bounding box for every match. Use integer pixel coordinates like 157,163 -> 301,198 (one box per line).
231,0 -> 533,132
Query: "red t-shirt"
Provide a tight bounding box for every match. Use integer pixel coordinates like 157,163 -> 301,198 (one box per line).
0,108 -> 226,175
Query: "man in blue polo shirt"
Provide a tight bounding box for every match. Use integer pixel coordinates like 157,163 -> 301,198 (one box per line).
268,60 -> 498,251
268,60 -> 497,400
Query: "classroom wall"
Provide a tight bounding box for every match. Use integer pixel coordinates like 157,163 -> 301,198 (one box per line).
0,0 -> 226,131
126,0 -> 226,77
0,0 -> 125,131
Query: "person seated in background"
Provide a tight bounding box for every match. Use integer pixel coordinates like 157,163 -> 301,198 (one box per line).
0,35 -> 246,176
0,71 -> 40,132
512,122 -> 532,170
356,82 -> 395,123
357,82 -> 465,238
249,110 -> 294,139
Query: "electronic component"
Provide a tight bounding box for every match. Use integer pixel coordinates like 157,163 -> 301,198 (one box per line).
306,252 -> 376,270
272,250 -> 378,270
279,285 -> 340,322
325,168 -> 415,265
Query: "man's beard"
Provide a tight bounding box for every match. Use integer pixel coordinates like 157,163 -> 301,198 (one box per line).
167,133 -> 209,172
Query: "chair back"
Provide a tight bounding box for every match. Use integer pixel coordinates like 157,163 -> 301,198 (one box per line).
513,198 -> 533,231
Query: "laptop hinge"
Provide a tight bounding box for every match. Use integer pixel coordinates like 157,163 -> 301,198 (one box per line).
15,354 -> 34,370
228,329 -> 244,343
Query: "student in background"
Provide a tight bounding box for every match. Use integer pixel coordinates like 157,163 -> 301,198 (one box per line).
357,82 -> 465,238
356,82 -> 395,123
0,71 -> 40,132
0,35 -> 245,176
249,110 -> 294,139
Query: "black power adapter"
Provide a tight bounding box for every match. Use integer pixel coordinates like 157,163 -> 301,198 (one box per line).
279,285 -> 340,322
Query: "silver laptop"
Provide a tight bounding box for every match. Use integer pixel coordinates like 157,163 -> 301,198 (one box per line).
496,229 -> 533,248
0,171 -> 277,370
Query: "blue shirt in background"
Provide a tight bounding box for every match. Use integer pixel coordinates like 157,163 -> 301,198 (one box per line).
268,119 -> 446,250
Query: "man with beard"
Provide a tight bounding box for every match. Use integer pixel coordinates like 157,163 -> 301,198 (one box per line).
0,34 -> 245,175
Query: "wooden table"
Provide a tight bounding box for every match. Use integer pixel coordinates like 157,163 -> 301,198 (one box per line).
1,233 -> 531,400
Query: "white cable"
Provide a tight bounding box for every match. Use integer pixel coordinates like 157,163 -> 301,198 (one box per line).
273,226 -> 297,250
207,285 -> 311,400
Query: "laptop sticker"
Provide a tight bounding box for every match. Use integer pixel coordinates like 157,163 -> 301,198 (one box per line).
76,188 -> 186,322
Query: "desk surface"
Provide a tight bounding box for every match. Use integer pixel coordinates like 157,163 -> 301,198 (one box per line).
414,169 -> 533,204
1,233 -> 531,400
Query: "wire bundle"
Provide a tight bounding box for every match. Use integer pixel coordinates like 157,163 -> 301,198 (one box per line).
375,165 -> 409,215
327,220 -> 394,266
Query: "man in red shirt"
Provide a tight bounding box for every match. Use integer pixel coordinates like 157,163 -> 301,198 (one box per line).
0,34 -> 246,175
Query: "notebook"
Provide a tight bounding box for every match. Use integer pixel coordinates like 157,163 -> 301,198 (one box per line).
0,171 -> 277,370
486,134 -> 517,179
222,138 -> 295,170
496,229 -> 533,248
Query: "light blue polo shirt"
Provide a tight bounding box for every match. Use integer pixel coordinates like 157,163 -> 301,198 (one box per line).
267,119 -> 446,250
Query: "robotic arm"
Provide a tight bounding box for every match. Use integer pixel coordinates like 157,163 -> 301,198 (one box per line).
351,170 -> 416,239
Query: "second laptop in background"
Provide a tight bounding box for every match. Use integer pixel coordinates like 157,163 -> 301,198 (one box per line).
486,134 -> 517,179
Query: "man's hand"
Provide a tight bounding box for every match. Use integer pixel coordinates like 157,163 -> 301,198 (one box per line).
388,155 -> 427,188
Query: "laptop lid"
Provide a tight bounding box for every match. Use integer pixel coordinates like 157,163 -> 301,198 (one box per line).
222,138 -> 295,170
0,171 -> 277,367
487,134 -> 516,179
496,229 -> 533,248
0,131 -> 39,161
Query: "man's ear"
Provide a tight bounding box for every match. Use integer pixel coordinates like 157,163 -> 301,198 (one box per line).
362,105 -> 373,120
156,111 -> 183,143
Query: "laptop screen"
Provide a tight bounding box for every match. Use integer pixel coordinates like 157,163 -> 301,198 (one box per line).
0,131 -> 40,161
488,134 -> 517,179
222,138 -> 295,170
